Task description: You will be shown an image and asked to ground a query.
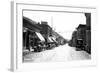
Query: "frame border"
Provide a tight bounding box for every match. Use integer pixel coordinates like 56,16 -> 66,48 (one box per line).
11,1 -> 97,71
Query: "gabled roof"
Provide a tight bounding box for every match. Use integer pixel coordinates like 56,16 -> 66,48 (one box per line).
23,16 -> 42,32
76,24 -> 86,29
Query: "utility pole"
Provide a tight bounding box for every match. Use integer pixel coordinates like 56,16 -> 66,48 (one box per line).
51,16 -> 53,30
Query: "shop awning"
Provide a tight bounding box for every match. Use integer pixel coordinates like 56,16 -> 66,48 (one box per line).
35,32 -> 45,41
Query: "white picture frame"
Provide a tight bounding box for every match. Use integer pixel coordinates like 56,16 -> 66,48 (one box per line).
11,1 -> 97,72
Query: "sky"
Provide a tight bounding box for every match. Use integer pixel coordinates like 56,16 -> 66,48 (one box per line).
23,10 -> 86,40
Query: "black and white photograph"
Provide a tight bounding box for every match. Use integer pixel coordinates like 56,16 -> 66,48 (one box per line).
10,2 -> 97,71
22,10 -> 91,62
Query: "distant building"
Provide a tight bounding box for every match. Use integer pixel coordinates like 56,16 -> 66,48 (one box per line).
69,13 -> 91,54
